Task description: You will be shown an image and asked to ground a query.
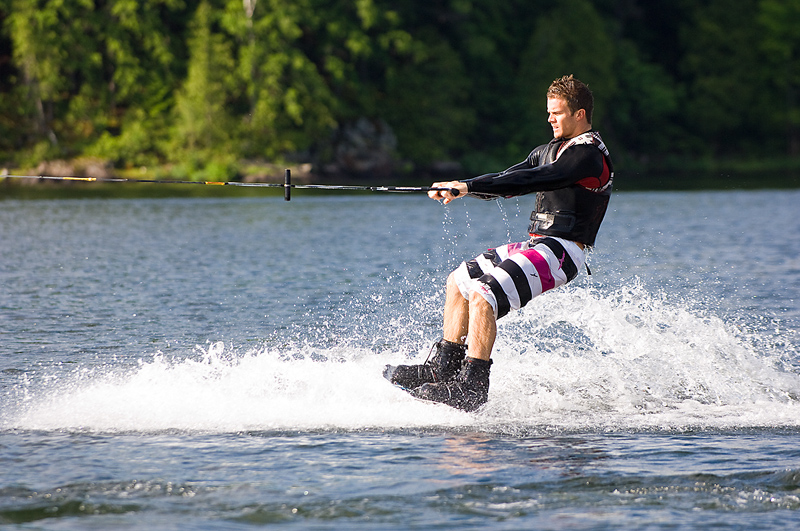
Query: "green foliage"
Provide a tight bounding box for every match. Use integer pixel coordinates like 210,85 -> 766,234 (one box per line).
680,0 -> 764,156
88,108 -> 165,168
222,0 -> 337,159
5,0 -> 73,150
1,0 -> 799,175
611,40 -> 680,158
515,0 -> 616,148
383,33 -> 475,163
170,0 -> 239,166
758,0 -> 800,154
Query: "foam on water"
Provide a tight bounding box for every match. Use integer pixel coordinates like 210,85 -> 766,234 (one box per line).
5,281 -> 800,434
5,344 -> 475,432
486,281 -> 800,431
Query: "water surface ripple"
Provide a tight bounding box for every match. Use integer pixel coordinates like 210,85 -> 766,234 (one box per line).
1,190 -> 799,529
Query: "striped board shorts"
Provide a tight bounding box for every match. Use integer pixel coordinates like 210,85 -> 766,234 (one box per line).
452,236 -> 586,319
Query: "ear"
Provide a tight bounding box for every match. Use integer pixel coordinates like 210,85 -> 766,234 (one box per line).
575,108 -> 586,122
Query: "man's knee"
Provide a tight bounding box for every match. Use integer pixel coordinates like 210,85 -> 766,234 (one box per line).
469,290 -> 493,316
446,271 -> 463,295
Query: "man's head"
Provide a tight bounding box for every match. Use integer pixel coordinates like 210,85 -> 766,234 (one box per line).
546,75 -> 593,140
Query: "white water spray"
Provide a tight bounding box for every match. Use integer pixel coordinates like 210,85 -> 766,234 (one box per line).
5,280 -> 800,434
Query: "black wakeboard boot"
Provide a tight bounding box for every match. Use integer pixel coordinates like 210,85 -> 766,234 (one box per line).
409,357 -> 491,412
383,339 -> 467,389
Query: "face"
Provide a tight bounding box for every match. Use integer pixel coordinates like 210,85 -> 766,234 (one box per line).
547,97 -> 584,140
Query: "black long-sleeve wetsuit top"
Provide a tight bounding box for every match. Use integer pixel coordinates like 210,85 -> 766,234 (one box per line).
460,131 -> 614,246
464,132 -> 612,197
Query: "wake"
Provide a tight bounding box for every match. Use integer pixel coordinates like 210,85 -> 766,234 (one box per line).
5,282 -> 800,434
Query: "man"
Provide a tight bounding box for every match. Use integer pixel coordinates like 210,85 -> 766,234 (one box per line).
384,75 -> 614,412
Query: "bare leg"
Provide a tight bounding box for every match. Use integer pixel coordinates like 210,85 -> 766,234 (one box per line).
443,272 -> 469,344
466,292 -> 496,361
384,271 -> 474,389
409,289 -> 495,411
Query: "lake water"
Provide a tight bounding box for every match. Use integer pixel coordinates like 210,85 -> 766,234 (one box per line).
1,189 -> 800,529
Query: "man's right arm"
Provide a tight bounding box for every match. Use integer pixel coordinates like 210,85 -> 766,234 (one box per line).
463,144 -> 605,198
429,143 -> 551,202
456,144 -> 549,200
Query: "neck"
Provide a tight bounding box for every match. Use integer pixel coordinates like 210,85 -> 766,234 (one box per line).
566,125 -> 592,139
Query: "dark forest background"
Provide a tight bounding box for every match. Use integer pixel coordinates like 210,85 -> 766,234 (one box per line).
1,0 -> 799,185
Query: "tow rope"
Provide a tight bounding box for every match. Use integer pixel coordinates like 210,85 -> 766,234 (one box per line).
1,169 -> 467,202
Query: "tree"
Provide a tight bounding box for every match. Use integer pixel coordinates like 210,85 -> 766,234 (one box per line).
1,0 -> 797,176
381,30 -> 475,165
759,0 -> 800,156
5,0 -> 67,153
411,0 -> 546,170
608,40 -> 680,164
679,0 -> 764,157
220,0 -> 336,160
87,0 -> 186,167
513,0 -> 617,153
170,0 -> 239,170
